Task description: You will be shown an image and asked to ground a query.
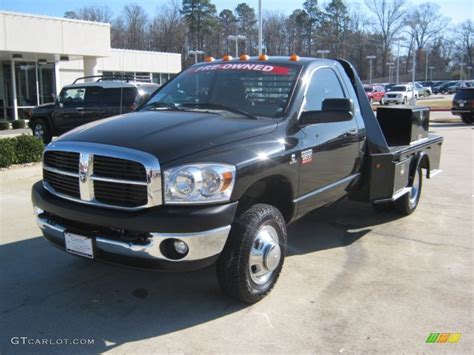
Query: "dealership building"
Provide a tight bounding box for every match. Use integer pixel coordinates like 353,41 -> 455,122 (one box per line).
0,11 -> 182,120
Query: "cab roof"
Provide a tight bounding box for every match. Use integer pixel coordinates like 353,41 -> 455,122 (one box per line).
63,81 -> 159,89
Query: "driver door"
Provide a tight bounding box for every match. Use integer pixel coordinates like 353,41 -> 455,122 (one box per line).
53,87 -> 86,134
296,67 -> 360,213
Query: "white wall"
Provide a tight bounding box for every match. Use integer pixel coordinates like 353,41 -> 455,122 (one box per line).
0,11 -> 110,57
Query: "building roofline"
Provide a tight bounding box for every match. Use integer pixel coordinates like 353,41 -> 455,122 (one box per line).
110,48 -> 181,57
0,10 -> 111,27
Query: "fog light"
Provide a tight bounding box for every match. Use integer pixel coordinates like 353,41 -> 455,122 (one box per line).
174,240 -> 189,255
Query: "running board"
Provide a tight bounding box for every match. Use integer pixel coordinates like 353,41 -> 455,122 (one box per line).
373,187 -> 411,204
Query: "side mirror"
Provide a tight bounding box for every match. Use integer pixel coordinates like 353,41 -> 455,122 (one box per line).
299,98 -> 354,125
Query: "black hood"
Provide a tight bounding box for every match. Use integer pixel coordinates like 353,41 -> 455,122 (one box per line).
33,102 -> 55,111
58,111 -> 277,163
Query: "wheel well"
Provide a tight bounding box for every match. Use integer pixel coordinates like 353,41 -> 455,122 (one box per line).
419,154 -> 430,178
30,117 -> 50,128
237,176 -> 294,223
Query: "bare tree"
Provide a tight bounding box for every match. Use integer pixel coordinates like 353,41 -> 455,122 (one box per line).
64,6 -> 113,23
365,0 -> 407,77
120,4 -> 149,50
149,0 -> 186,54
263,11 -> 288,55
454,20 -> 473,67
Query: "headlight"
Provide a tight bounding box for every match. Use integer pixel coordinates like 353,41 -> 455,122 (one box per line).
164,163 -> 236,204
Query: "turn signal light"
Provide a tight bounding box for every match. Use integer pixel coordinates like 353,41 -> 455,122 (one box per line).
240,54 -> 250,61
205,56 -> 215,62
289,53 -> 300,61
258,54 -> 269,61
223,55 -> 233,61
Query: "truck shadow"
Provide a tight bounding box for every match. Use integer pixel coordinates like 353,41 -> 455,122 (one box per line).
0,200 -> 401,353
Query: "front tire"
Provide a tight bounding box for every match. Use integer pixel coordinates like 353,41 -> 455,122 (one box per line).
402,97 -> 407,105
31,120 -> 52,144
461,114 -> 473,125
216,204 -> 287,304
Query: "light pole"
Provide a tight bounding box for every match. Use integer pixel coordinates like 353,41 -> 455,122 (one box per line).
411,41 -> 417,106
189,50 -> 205,64
366,55 -> 376,84
393,37 -> 404,84
468,66 -> 472,79
386,62 -> 394,83
425,45 -> 430,82
429,66 -> 435,81
317,49 -> 330,59
460,60 -> 465,83
258,0 -> 263,56
227,35 -> 247,57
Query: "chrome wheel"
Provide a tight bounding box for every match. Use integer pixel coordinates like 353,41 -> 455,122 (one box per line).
409,168 -> 421,207
34,123 -> 44,139
248,224 -> 281,285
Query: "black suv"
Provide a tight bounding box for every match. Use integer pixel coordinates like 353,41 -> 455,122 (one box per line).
452,88 -> 474,124
28,76 -> 159,143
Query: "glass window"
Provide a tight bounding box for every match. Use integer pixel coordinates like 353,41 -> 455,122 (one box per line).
84,87 -> 102,106
102,88 -> 122,106
38,63 -> 56,104
142,64 -> 301,118
305,68 -> 345,111
60,88 -> 86,107
122,88 -> 137,107
15,63 -> 37,106
152,73 -> 160,85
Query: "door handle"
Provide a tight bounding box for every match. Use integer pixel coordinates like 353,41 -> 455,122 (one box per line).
76,107 -> 84,111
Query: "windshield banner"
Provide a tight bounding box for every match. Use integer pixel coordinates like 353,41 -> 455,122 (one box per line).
191,63 -> 290,75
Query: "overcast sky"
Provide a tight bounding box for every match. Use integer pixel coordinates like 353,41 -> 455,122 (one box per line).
0,0 -> 472,24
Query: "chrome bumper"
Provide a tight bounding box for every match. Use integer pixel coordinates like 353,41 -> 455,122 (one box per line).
35,210 -> 231,263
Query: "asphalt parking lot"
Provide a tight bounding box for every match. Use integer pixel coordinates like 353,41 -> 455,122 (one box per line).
0,121 -> 472,353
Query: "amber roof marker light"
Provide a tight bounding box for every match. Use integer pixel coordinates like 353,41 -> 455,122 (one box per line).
289,53 -> 300,62
240,54 -> 250,61
258,54 -> 269,61
205,56 -> 215,62
223,55 -> 233,61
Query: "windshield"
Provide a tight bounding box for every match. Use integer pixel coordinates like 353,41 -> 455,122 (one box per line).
391,86 -> 407,92
140,63 -> 301,118
364,87 -> 373,93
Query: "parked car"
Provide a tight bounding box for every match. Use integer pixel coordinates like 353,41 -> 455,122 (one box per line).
451,87 -> 474,124
32,57 -> 443,303
364,85 -> 386,104
448,81 -> 472,94
383,84 -> 417,105
433,81 -> 456,94
28,76 -> 159,143
415,83 -> 431,97
384,83 -> 397,92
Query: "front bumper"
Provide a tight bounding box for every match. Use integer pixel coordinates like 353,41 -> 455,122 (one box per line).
451,109 -> 472,116
384,97 -> 403,104
32,181 -> 238,271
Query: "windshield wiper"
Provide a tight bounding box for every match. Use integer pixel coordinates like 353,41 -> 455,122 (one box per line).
141,102 -> 183,111
181,103 -> 258,120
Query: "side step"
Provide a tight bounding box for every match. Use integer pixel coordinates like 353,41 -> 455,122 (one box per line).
373,187 -> 411,204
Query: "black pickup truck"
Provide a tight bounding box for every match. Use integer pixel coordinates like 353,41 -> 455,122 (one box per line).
32,57 -> 443,303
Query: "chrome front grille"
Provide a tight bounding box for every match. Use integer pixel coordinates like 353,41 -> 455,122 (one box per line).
42,142 -> 162,210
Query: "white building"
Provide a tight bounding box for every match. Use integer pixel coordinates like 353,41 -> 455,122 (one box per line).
0,11 -> 182,120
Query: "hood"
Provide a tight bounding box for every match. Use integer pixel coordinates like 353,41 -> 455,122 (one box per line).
33,103 -> 55,111
58,111 -> 278,163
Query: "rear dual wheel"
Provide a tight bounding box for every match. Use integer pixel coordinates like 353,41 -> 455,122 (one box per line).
217,204 -> 287,304
373,165 -> 423,216
461,114 -> 473,125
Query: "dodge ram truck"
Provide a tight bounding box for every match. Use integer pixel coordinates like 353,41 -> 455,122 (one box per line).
32,56 -> 443,304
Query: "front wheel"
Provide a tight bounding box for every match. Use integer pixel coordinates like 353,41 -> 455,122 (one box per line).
395,166 -> 423,215
380,97 -> 385,105
31,120 -> 52,144
216,204 -> 287,304
461,114 -> 473,125
402,97 -> 407,105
